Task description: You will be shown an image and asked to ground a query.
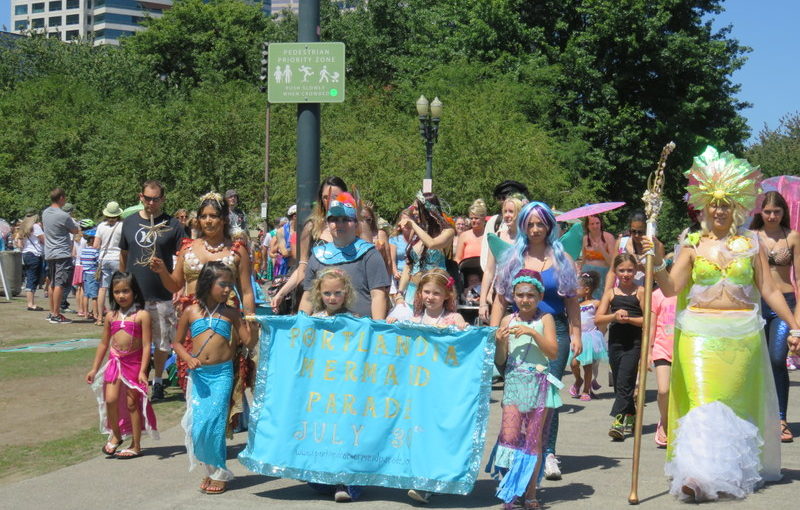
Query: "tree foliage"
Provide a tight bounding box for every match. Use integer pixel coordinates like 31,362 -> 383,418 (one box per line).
0,0 -> 753,241
746,112 -> 800,177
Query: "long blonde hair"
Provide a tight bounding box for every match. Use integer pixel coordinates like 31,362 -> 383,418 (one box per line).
16,214 -> 38,240
309,269 -> 356,314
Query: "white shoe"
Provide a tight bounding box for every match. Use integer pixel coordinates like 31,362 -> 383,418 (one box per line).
543,453 -> 562,480
407,489 -> 431,504
334,485 -> 351,502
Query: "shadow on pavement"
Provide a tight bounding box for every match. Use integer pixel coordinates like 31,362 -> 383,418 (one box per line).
769,467 -> 800,485
558,454 -> 622,474
539,482 -> 595,503
145,444 -> 186,460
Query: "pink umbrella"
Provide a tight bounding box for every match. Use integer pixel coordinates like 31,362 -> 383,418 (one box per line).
761,175 -> 800,231
555,202 -> 626,222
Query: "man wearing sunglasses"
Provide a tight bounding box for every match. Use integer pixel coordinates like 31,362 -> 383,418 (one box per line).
299,192 -> 390,319
119,179 -> 184,400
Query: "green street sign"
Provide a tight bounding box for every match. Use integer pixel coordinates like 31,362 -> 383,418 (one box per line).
267,42 -> 346,103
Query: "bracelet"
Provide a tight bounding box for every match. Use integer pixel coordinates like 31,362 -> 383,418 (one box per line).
790,329 -> 800,338
653,259 -> 667,273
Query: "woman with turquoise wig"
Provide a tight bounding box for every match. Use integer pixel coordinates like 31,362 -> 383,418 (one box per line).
648,146 -> 800,501
490,201 -> 582,482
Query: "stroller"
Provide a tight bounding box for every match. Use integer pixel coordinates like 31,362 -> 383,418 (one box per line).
455,257 -> 483,325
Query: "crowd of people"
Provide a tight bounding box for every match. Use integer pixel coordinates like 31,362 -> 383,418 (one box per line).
4,146 -> 800,507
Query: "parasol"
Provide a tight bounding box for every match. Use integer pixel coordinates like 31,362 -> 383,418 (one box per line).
121,204 -> 143,219
555,201 -> 626,222
761,175 -> 800,231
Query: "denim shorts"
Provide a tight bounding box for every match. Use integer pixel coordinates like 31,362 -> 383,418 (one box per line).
83,271 -> 99,299
22,252 -> 44,292
100,258 -> 119,288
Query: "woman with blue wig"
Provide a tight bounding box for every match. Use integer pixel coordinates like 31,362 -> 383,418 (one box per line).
490,201 -> 582,481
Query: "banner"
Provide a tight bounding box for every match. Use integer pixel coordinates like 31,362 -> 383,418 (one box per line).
238,313 -> 495,495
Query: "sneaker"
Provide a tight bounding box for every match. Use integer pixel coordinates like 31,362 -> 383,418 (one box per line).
49,313 -> 73,324
609,414 -> 625,441
334,485 -> 351,502
623,414 -> 636,434
407,489 -> 431,504
151,382 -> 165,401
543,453 -> 561,480
45,313 -> 53,321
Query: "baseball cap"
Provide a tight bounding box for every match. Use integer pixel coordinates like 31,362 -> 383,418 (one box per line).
63,203 -> 74,213
326,192 -> 358,219
225,189 -> 238,199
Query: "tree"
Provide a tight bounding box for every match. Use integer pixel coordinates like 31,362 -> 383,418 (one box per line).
746,112 -> 800,177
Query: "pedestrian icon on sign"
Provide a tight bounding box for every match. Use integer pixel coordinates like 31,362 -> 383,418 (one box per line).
319,65 -> 331,83
283,65 -> 293,83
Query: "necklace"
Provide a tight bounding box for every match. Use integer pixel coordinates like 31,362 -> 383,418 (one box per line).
203,239 -> 226,253
422,309 -> 445,326
117,305 -> 137,324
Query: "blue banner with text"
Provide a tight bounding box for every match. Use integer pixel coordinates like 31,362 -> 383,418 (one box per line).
238,313 -> 495,494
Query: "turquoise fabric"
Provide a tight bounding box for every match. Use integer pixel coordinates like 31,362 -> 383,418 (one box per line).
189,316 -> 232,339
188,361 -> 234,471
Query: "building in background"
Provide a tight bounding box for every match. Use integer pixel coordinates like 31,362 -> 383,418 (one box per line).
10,0 -> 171,45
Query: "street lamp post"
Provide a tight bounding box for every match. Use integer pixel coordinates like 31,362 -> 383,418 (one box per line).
416,95 -> 442,193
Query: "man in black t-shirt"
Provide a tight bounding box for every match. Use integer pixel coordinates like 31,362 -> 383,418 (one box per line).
119,179 -> 184,400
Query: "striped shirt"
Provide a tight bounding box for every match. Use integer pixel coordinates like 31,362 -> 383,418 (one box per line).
80,247 -> 99,272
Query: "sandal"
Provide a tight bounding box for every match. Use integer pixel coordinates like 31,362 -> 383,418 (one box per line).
523,498 -> 542,509
115,448 -> 141,459
102,439 -> 122,456
579,393 -> 592,402
569,384 -> 579,398
86,314 -> 96,322
26,306 -> 45,311
199,477 -> 211,492
95,319 -> 104,326
781,422 -> 794,443
204,480 -> 226,494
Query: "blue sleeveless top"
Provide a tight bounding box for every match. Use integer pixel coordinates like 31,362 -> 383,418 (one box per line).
190,316 -> 232,340
538,267 -> 565,316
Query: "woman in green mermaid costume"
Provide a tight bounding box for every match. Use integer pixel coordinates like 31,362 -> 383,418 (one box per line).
648,146 -> 800,502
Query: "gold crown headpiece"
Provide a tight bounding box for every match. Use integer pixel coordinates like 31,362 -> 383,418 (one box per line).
685,146 -> 762,211
199,191 -> 223,206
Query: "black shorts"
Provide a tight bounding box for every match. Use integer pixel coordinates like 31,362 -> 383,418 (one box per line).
47,258 -> 74,288
653,359 -> 671,367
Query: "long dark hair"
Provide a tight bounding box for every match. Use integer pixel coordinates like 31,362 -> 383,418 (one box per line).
309,176 -> 348,240
406,193 -> 453,264
750,191 -> 791,230
195,261 -> 236,309
196,196 -> 231,240
583,215 -> 606,247
109,272 -> 145,311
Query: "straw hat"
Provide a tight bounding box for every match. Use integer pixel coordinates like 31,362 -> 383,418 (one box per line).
102,201 -> 123,217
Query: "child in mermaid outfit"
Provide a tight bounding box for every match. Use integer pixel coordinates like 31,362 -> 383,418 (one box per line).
487,269 -> 560,510
86,271 -> 158,459
569,271 -> 607,401
172,261 -> 256,495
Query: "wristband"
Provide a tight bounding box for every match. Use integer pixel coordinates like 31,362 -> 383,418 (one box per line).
653,259 -> 667,273
790,329 -> 800,338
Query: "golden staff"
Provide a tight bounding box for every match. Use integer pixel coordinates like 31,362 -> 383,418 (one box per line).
628,141 -> 675,505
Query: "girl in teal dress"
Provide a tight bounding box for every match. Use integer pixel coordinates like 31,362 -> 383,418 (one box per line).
487,269 -> 561,509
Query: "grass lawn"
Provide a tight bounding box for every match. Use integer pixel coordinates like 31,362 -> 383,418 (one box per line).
0,348 -> 95,381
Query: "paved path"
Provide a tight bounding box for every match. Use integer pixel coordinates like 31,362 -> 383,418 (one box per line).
2,371 -> 799,509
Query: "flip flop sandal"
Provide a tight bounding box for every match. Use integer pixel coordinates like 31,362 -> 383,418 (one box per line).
579,393 -> 592,402
569,384 -> 579,398
95,320 -> 104,326
781,423 -> 794,443
199,477 -> 211,492
102,440 -> 122,456
115,448 -> 141,459
204,481 -> 226,495
26,306 -> 45,311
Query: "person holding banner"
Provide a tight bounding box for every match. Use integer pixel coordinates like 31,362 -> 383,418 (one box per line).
299,192 -> 390,319
491,201 -> 581,481
172,262 -> 256,495
487,269 -> 560,509
647,146 -> 800,501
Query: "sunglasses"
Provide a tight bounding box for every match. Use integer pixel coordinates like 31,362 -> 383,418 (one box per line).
141,194 -> 162,203
630,229 -> 645,236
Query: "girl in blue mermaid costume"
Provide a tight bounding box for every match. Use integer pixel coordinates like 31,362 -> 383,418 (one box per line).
172,261 -> 257,494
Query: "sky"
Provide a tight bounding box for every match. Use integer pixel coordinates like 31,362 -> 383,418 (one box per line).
1,0 -> 797,145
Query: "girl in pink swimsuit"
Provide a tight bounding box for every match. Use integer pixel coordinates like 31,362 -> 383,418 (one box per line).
86,272 -> 159,459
